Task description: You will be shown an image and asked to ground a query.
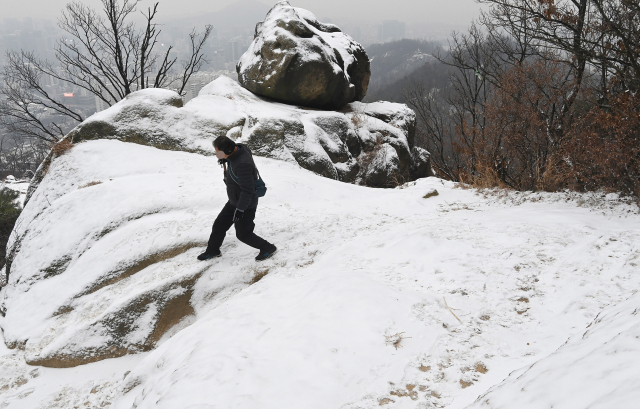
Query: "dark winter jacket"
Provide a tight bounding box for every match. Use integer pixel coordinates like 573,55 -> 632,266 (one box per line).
224,144 -> 259,211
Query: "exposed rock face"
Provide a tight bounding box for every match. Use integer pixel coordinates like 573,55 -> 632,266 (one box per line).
236,1 -> 370,110
60,76 -> 432,191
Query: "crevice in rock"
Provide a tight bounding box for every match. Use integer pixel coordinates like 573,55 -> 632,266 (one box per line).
76,242 -> 205,299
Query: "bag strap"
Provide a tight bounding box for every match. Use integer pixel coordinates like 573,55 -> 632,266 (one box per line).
228,165 -> 240,186
228,164 -> 260,186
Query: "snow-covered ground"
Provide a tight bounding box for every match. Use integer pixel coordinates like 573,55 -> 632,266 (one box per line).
1,139 -> 639,408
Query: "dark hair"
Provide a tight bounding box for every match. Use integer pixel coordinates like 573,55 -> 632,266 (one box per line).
213,135 -> 237,155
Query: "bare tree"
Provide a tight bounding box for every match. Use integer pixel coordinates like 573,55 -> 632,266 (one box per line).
405,24 -> 505,182
405,0 -> 639,193
403,77 -> 462,181
0,52 -> 83,143
590,0 -> 640,91
0,0 -> 212,144
53,0 -> 212,103
479,0 -> 598,111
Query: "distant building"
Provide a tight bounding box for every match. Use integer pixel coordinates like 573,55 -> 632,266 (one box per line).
94,95 -> 109,113
225,40 -> 241,63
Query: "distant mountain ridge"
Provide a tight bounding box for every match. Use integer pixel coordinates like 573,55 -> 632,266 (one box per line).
364,39 -> 443,102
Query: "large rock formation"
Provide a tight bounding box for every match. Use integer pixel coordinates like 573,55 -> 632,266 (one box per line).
237,1 -> 370,110
0,141 -> 263,368
61,76 -> 432,190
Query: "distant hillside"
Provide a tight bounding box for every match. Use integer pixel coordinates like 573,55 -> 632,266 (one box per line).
365,56 -> 452,104
364,39 -> 443,102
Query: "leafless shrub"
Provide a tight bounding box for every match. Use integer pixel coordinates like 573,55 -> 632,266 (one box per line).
349,104 -> 369,129
356,135 -> 383,185
565,92 -> 640,196
0,0 -> 212,144
404,0 -> 640,198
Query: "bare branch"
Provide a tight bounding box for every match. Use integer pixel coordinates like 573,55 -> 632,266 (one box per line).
176,25 -> 213,96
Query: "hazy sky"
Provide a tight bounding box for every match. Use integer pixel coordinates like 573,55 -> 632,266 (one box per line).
2,0 -> 483,25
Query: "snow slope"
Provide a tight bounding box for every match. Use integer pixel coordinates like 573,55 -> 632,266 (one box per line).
1,139 -> 640,408
467,291 -> 640,409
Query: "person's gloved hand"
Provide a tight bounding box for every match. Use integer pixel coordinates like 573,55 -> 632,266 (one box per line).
218,158 -> 227,167
233,208 -> 244,223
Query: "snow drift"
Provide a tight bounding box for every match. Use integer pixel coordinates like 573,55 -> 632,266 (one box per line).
467,292 -> 640,409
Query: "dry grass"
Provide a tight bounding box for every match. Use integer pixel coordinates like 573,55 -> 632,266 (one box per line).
53,139 -> 74,157
349,106 -> 368,129
390,387 -> 418,400
457,154 -> 571,193
78,181 -> 103,189
389,171 -> 410,188
475,362 -> 488,374
423,189 -> 439,199
536,154 -> 572,192
250,267 -> 269,284
385,332 -> 411,349
460,379 -> 473,388
460,163 -> 508,190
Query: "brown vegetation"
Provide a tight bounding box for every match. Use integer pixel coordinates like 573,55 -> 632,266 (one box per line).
404,0 -> 640,197
565,92 -> 640,196
78,181 -> 103,189
250,267 -> 270,284
52,139 -> 73,157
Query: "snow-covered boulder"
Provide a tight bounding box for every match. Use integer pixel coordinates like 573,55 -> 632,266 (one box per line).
1,141 -> 261,368
67,87 -> 234,156
62,76 -> 431,189
236,1 -> 370,110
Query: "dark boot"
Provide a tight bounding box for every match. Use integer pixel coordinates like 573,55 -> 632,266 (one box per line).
255,245 -> 277,261
197,249 -> 221,261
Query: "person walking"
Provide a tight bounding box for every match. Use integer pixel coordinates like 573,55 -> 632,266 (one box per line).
197,136 -> 277,262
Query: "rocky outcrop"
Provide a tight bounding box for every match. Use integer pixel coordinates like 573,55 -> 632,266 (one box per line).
236,1 -> 370,110
62,76 -> 432,188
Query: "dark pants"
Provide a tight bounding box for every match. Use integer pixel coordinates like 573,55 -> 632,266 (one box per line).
206,202 -> 272,253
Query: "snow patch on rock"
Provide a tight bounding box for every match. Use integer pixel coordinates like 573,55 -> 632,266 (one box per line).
63,76 -> 430,188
